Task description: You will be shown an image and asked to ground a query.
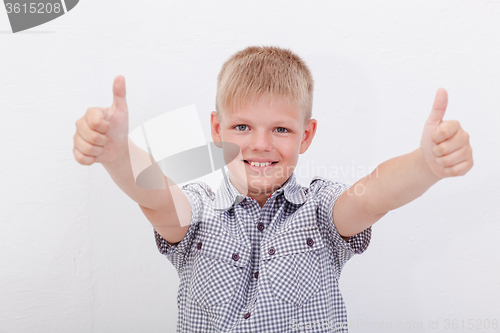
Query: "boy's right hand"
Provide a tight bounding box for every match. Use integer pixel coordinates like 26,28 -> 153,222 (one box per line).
73,75 -> 130,166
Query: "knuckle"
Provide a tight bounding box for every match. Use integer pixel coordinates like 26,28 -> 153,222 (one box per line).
432,146 -> 440,156
80,142 -> 93,155
450,167 -> 460,177
80,146 -> 89,155
102,122 -> 110,135
84,148 -> 95,157
78,157 -> 88,165
81,158 -> 93,166
441,127 -> 450,138
74,149 -> 87,165
89,131 -> 100,143
74,134 -> 82,147
431,133 -> 440,144
89,118 -> 101,129
437,143 -> 446,155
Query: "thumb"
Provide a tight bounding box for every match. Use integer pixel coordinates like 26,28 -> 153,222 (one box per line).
426,88 -> 448,125
112,75 -> 128,112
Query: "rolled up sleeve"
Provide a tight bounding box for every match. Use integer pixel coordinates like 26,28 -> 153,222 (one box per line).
154,183 -> 203,273
313,178 -> 372,276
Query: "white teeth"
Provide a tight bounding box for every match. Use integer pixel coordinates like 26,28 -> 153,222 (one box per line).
249,161 -> 272,167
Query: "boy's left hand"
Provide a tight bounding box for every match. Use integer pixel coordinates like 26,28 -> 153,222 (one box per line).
420,88 -> 473,180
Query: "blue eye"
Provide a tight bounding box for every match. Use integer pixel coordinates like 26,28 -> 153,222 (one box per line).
274,127 -> 289,133
235,125 -> 249,131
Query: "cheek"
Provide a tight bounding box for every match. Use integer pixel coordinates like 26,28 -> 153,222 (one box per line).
222,133 -> 246,152
282,142 -> 301,161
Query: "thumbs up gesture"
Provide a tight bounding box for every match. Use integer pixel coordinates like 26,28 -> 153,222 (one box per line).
420,88 -> 473,179
73,76 -> 130,165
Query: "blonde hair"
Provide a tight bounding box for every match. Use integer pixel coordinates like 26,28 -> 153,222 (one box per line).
216,46 -> 314,124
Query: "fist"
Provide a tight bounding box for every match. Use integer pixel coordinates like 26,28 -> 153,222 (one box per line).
420,88 -> 473,179
73,76 -> 129,165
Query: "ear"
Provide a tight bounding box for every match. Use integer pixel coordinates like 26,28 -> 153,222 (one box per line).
299,119 -> 317,154
210,111 -> 223,143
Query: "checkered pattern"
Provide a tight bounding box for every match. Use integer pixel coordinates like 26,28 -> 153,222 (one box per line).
154,172 -> 372,332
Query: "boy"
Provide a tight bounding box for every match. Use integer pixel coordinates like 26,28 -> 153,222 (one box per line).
73,46 -> 473,332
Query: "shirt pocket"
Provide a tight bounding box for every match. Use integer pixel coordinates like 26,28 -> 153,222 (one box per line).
262,227 -> 324,306
189,232 -> 250,308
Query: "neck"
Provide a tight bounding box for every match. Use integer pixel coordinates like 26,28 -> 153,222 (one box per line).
228,173 -> 286,208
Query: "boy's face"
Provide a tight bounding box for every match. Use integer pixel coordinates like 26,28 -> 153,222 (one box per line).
211,97 -> 317,202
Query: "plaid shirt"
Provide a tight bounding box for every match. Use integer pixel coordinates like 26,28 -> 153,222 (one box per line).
154,172 -> 371,332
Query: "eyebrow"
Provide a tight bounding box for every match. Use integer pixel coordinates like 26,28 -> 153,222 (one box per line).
228,116 -> 298,127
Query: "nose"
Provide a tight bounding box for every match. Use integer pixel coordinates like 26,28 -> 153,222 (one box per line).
249,130 -> 273,152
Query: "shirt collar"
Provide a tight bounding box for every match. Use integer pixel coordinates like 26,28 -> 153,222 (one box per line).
214,171 -> 307,211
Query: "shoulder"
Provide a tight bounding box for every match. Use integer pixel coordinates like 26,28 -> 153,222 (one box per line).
181,181 -> 215,200
307,176 -> 349,196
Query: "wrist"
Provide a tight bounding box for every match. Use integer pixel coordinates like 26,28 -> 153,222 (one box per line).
102,151 -> 130,182
102,138 -> 130,168
414,147 -> 441,185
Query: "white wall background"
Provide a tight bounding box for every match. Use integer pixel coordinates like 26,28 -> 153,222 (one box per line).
1,0 -> 499,332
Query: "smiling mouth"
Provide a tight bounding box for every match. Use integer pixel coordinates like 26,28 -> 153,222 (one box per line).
243,160 -> 278,167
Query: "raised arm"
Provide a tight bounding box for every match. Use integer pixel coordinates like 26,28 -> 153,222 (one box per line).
73,76 -> 190,244
333,88 -> 474,237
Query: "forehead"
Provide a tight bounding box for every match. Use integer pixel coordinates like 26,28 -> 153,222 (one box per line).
224,96 -> 305,124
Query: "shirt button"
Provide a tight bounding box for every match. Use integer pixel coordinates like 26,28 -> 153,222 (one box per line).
268,247 -> 275,255
306,238 -> 314,247
257,223 -> 265,231
232,253 -> 240,261
196,242 -> 202,250
254,271 -> 259,279
243,312 -> 251,319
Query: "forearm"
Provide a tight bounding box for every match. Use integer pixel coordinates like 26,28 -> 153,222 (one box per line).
102,137 -> 172,211
357,148 -> 441,216
336,89 -> 473,235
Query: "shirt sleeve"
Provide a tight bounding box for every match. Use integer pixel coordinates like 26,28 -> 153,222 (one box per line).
313,178 -> 372,276
153,182 -> 205,273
